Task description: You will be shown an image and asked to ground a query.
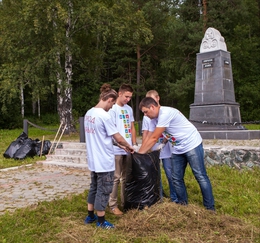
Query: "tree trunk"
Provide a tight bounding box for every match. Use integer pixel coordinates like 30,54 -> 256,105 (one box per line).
32,101 -> 36,115
56,52 -> 76,134
37,96 -> 40,118
20,83 -> 24,118
56,1 -> 76,134
203,0 -> 207,31
135,44 -> 141,122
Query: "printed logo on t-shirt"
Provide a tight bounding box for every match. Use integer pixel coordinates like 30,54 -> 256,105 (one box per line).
157,134 -> 164,144
162,131 -> 179,146
119,109 -> 131,139
85,115 -> 95,134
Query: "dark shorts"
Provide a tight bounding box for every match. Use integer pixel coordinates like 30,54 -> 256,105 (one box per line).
87,171 -> 114,211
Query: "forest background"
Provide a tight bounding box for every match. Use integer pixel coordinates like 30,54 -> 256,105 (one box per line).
0,0 -> 260,133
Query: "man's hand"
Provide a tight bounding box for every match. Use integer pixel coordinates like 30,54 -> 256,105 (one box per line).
124,146 -> 134,154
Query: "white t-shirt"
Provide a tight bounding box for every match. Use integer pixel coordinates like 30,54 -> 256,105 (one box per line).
84,107 -> 119,172
156,106 -> 202,154
142,116 -> 172,159
109,103 -> 134,155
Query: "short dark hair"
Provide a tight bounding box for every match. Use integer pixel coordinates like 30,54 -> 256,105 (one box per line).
119,83 -> 133,93
139,97 -> 158,110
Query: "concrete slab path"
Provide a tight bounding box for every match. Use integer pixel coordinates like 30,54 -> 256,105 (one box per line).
0,164 -> 91,215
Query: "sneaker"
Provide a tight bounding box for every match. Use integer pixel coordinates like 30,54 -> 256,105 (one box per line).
84,214 -> 97,224
110,207 -> 123,215
96,220 -> 115,229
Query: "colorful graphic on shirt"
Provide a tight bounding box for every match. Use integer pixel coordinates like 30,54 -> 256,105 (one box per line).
119,110 -> 131,139
157,134 -> 164,144
162,131 -> 179,146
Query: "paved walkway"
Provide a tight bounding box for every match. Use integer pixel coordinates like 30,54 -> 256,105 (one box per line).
0,164 -> 91,215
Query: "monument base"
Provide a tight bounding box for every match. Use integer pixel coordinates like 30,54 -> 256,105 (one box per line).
199,130 -> 260,140
189,103 -> 244,130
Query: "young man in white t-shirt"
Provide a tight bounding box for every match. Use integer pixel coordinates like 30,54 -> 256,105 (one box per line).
84,84 -> 134,229
108,84 -> 138,215
142,90 -> 178,202
138,97 -> 215,211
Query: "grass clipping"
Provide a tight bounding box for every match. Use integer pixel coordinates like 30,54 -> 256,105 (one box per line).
56,201 -> 259,243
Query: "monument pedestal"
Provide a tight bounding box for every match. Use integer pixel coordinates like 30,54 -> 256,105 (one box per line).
189,49 -> 244,131
190,103 -> 243,130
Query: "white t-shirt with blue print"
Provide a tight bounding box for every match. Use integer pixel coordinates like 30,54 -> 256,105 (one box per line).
109,103 -> 134,155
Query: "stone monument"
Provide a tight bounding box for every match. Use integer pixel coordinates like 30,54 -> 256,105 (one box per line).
189,27 -> 244,132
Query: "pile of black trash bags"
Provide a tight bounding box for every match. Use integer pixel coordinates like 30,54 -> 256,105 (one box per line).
3,132 -> 51,160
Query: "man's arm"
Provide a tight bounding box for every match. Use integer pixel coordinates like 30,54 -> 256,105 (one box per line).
131,121 -> 137,145
142,130 -> 149,143
113,132 -> 134,153
142,130 -> 153,145
138,127 -> 165,154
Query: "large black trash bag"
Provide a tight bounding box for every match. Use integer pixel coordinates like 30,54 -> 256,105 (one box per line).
35,140 -> 52,156
14,138 -> 37,160
3,132 -> 28,158
124,150 -> 161,211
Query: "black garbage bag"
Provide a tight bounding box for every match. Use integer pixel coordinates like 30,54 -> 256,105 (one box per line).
124,150 -> 161,211
3,132 -> 28,158
35,140 -> 52,156
14,138 -> 37,160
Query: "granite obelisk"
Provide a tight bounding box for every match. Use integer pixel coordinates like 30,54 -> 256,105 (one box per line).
189,27 -> 244,131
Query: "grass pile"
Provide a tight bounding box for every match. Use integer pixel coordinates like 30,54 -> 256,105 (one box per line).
55,201 -> 259,243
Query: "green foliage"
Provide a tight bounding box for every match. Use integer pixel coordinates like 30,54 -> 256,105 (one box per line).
26,113 -> 60,126
1,0 -> 260,125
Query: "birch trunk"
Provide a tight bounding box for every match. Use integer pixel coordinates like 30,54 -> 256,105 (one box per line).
38,96 -> 40,118
56,0 -> 76,134
32,101 -> 36,115
20,83 -> 24,118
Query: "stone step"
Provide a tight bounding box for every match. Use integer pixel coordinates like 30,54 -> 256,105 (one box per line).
53,142 -> 86,150
37,160 -> 89,169
46,154 -> 87,164
41,140 -> 144,169
54,148 -> 86,156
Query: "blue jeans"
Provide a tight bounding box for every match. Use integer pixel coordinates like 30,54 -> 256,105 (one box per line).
171,143 -> 215,210
162,158 -> 178,202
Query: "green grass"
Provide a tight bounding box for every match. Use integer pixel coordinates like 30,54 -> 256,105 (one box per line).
244,124 -> 260,130
0,166 -> 259,242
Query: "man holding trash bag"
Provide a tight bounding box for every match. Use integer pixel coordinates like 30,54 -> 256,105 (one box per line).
138,97 -> 215,211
